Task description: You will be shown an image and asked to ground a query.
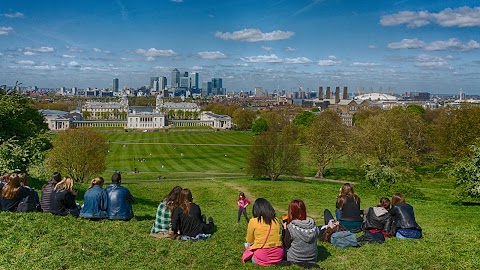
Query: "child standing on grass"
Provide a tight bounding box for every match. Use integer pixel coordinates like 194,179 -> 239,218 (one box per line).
237,192 -> 250,224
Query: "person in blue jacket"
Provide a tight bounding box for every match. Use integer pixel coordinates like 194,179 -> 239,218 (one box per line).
105,173 -> 134,221
80,177 -> 108,220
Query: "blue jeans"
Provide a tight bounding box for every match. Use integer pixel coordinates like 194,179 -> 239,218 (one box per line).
335,209 -> 342,221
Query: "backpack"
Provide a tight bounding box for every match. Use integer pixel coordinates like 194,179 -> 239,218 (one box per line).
357,230 -> 385,245
331,231 -> 358,249
17,190 -> 41,212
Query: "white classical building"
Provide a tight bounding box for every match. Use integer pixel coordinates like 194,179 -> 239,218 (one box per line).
155,96 -> 199,112
127,111 -> 167,129
200,111 -> 232,129
82,95 -> 129,119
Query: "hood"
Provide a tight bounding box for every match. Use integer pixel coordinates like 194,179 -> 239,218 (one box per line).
288,217 -> 319,243
373,207 -> 388,217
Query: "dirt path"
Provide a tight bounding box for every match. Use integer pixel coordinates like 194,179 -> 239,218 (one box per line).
220,181 -> 322,220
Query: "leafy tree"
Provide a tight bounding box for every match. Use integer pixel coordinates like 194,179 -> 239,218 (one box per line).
247,124 -> 301,181
293,111 -> 315,127
0,88 -> 51,173
262,110 -> 289,132
451,145 -> 480,200
232,109 -> 256,130
306,110 -> 348,178
45,129 -> 108,182
251,118 -> 268,134
82,111 -> 92,120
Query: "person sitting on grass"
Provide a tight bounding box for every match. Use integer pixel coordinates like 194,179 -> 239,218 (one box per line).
386,193 -> 422,239
0,173 -> 30,212
18,173 -> 41,212
171,188 -> 215,240
363,197 -> 391,238
105,173 -> 134,221
242,198 -> 284,266
283,199 -> 320,265
51,177 -> 80,217
40,172 -> 62,213
150,186 -> 182,238
80,177 -> 108,220
335,183 -> 363,232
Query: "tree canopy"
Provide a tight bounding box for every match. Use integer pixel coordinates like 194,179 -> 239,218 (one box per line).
45,129 -> 108,182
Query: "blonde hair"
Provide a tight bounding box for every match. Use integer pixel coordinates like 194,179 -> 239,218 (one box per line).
88,177 -> 104,189
1,173 -> 21,200
55,177 -> 74,191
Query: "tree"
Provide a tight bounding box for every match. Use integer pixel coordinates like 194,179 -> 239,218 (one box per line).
232,108 -> 256,130
293,111 -> 315,127
251,118 -> 268,134
306,110 -> 348,178
45,129 -> 108,182
451,145 -> 480,200
247,124 -> 301,181
0,88 -> 51,173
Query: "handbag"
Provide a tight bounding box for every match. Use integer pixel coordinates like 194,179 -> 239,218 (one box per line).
242,224 -> 272,263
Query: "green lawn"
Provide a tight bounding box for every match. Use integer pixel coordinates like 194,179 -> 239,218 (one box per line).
1,130 -> 479,269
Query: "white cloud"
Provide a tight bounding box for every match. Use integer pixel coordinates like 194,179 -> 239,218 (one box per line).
0,26 -> 14,35
261,46 -> 272,51
318,56 -> 341,66
351,62 -> 380,67
93,48 -> 110,53
23,51 -> 35,55
67,46 -> 83,52
146,56 -> 156,62
19,46 -> 54,53
68,61 -> 80,67
191,66 -> 203,70
135,48 -> 177,58
171,0 -> 183,2
196,51 -> 227,59
284,57 -> 312,64
62,54 -> 76,58
215,28 -> 294,42
388,38 -> 426,49
284,47 -> 296,52
240,54 -> 283,63
80,67 -> 92,71
381,6 -> 480,28
17,60 -> 35,65
388,38 -> 480,51
368,45 -> 377,49
415,54 -> 449,68
1,12 -> 24,18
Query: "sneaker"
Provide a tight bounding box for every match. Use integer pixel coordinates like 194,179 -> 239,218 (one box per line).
208,216 -> 214,224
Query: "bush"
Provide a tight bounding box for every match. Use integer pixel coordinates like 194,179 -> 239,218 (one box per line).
451,145 -> 480,200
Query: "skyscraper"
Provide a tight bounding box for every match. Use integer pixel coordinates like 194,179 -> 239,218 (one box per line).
150,77 -> 159,89
171,68 -> 180,88
113,78 -> 119,92
159,76 -> 167,91
189,72 -> 199,89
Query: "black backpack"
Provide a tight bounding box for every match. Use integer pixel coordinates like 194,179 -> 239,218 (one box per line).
17,190 -> 41,212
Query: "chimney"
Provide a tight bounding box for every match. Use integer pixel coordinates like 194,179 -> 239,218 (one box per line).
318,86 -> 324,100
335,87 -> 340,104
326,87 -> 331,99
343,86 -> 348,100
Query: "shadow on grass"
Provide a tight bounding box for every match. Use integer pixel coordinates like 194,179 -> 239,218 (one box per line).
323,167 -> 363,182
134,214 -> 156,221
451,201 -> 480,206
317,245 -> 332,261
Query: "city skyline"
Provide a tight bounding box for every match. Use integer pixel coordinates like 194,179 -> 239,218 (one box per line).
1,0 -> 480,94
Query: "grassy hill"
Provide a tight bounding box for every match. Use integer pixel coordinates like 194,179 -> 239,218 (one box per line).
1,130 -> 479,269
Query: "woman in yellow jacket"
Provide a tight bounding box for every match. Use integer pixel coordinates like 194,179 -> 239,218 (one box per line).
242,198 -> 283,266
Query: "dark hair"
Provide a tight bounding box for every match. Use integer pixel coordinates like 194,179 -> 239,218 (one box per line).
252,198 -> 277,225
287,199 -> 307,223
111,173 -> 121,184
164,186 -> 182,212
43,172 -> 62,190
239,192 -> 245,199
377,197 -> 391,209
392,193 -> 406,205
179,188 -> 193,215
337,183 -> 359,210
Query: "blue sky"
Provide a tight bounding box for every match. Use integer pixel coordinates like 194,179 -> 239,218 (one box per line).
1,0 -> 480,95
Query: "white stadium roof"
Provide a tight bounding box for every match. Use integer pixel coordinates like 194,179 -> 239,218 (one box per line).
354,93 -> 398,101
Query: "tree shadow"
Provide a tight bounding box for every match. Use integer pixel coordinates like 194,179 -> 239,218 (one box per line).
134,214 -> 156,221
451,201 -> 480,206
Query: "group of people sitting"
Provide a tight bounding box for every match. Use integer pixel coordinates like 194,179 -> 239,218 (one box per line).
0,172 -> 134,221
242,183 -> 422,267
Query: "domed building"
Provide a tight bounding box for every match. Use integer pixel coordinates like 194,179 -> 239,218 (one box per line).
353,92 -> 398,101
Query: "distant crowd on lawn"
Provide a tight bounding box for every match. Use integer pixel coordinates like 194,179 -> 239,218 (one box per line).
0,172 -> 134,220
1,173 -> 422,268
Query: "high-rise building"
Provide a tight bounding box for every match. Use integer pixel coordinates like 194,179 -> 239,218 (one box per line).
171,68 -> 180,88
60,87 -> 65,95
179,77 -> 189,88
113,78 -> 119,92
159,77 -> 167,91
212,78 -> 222,89
326,87 -> 331,99
319,86 -> 324,100
202,81 -> 212,96
343,86 -> 348,100
150,77 -> 159,89
189,72 -> 199,89
72,87 -> 77,96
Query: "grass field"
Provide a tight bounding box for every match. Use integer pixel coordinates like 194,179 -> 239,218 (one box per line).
1,130 -> 479,270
